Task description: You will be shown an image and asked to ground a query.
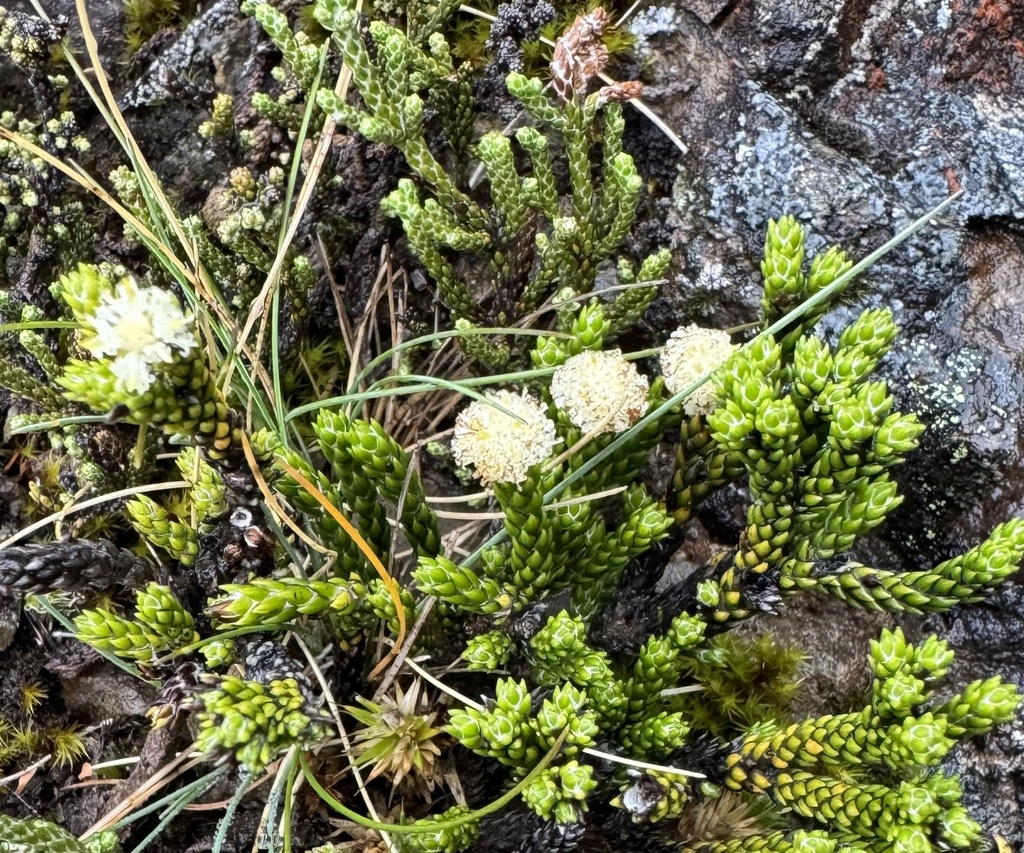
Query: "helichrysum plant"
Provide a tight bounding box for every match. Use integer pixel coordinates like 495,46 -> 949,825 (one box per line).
712,627 -> 1021,853
311,1 -> 668,366
73,582 -> 198,665
667,215 -> 1024,626
3,0 -> 1023,848
407,213 -> 1024,846
53,263 -> 242,461
193,675 -> 328,773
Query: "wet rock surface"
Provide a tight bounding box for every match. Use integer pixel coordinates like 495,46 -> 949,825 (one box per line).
627,0 -> 1024,842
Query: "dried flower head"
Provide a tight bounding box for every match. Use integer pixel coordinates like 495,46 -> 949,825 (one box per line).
80,276 -> 197,394
551,7 -> 609,100
551,349 -> 649,435
596,80 -> 644,105
659,325 -> 736,416
452,389 -> 558,486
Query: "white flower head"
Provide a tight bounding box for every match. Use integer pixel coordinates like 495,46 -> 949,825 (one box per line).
550,349 -> 649,435
452,389 -> 558,486
81,276 -> 197,395
660,325 -> 737,416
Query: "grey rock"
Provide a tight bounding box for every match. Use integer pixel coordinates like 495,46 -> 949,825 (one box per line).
630,0 -> 1024,842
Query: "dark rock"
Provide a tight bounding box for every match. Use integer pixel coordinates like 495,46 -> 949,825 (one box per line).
627,0 -> 1024,841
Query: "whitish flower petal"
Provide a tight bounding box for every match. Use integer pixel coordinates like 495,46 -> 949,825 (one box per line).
81,276 -> 197,394
108,352 -> 155,395
660,325 -> 736,416
452,390 -> 558,486
550,349 -> 649,435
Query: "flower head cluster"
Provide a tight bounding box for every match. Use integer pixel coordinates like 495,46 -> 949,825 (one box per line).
452,389 -> 558,486
551,349 -> 649,435
80,276 -> 197,394
659,325 -> 736,416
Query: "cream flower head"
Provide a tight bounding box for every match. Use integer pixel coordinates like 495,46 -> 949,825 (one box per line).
81,276 -> 197,394
550,349 -> 649,435
452,389 -> 558,486
659,325 -> 736,416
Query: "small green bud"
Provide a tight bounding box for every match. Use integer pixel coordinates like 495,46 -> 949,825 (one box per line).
462,631 -> 514,670
494,679 -> 532,720
899,784 -> 940,824
793,336 -> 833,396
446,709 -> 484,749
696,580 -> 720,608
913,636 -> 954,680
523,771 -> 560,819
877,672 -> 928,713
892,826 -> 932,853
870,628 -> 912,677
940,806 -> 982,848
829,401 -> 876,447
893,714 -> 954,765
667,613 -> 706,650
807,246 -> 852,293
838,307 -> 898,357
756,397 -> 802,440
480,712 -> 518,749
559,760 -> 596,800
791,831 -> 836,853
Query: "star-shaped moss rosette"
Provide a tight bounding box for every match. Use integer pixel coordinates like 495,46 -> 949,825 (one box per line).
53,264 -> 241,460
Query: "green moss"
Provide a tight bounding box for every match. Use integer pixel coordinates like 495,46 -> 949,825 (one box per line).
677,632 -> 805,737
121,0 -> 199,58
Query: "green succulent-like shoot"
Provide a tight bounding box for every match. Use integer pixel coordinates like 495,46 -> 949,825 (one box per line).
933,676 -> 1022,737
74,583 -> 197,664
254,429 -> 368,571
522,759 -> 597,824
53,264 -> 241,461
722,626 -> 1018,847
198,92 -> 236,139
0,813 -> 122,853
461,630 -> 514,671
242,1 -> 321,90
175,446 -> 228,533
532,300 -> 611,369
314,1 -> 480,219
394,805 -> 479,853
201,637 -> 235,669
447,679 -> 598,774
691,269 -> 1024,623
314,411 -> 441,558
413,554 -> 519,615
194,676 -> 327,772
782,517 -> 1024,614
313,0 -> 662,351
126,494 -> 200,566
760,216 -> 851,355
530,611 -> 628,728
208,576 -> 360,628
625,612 -> 706,719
